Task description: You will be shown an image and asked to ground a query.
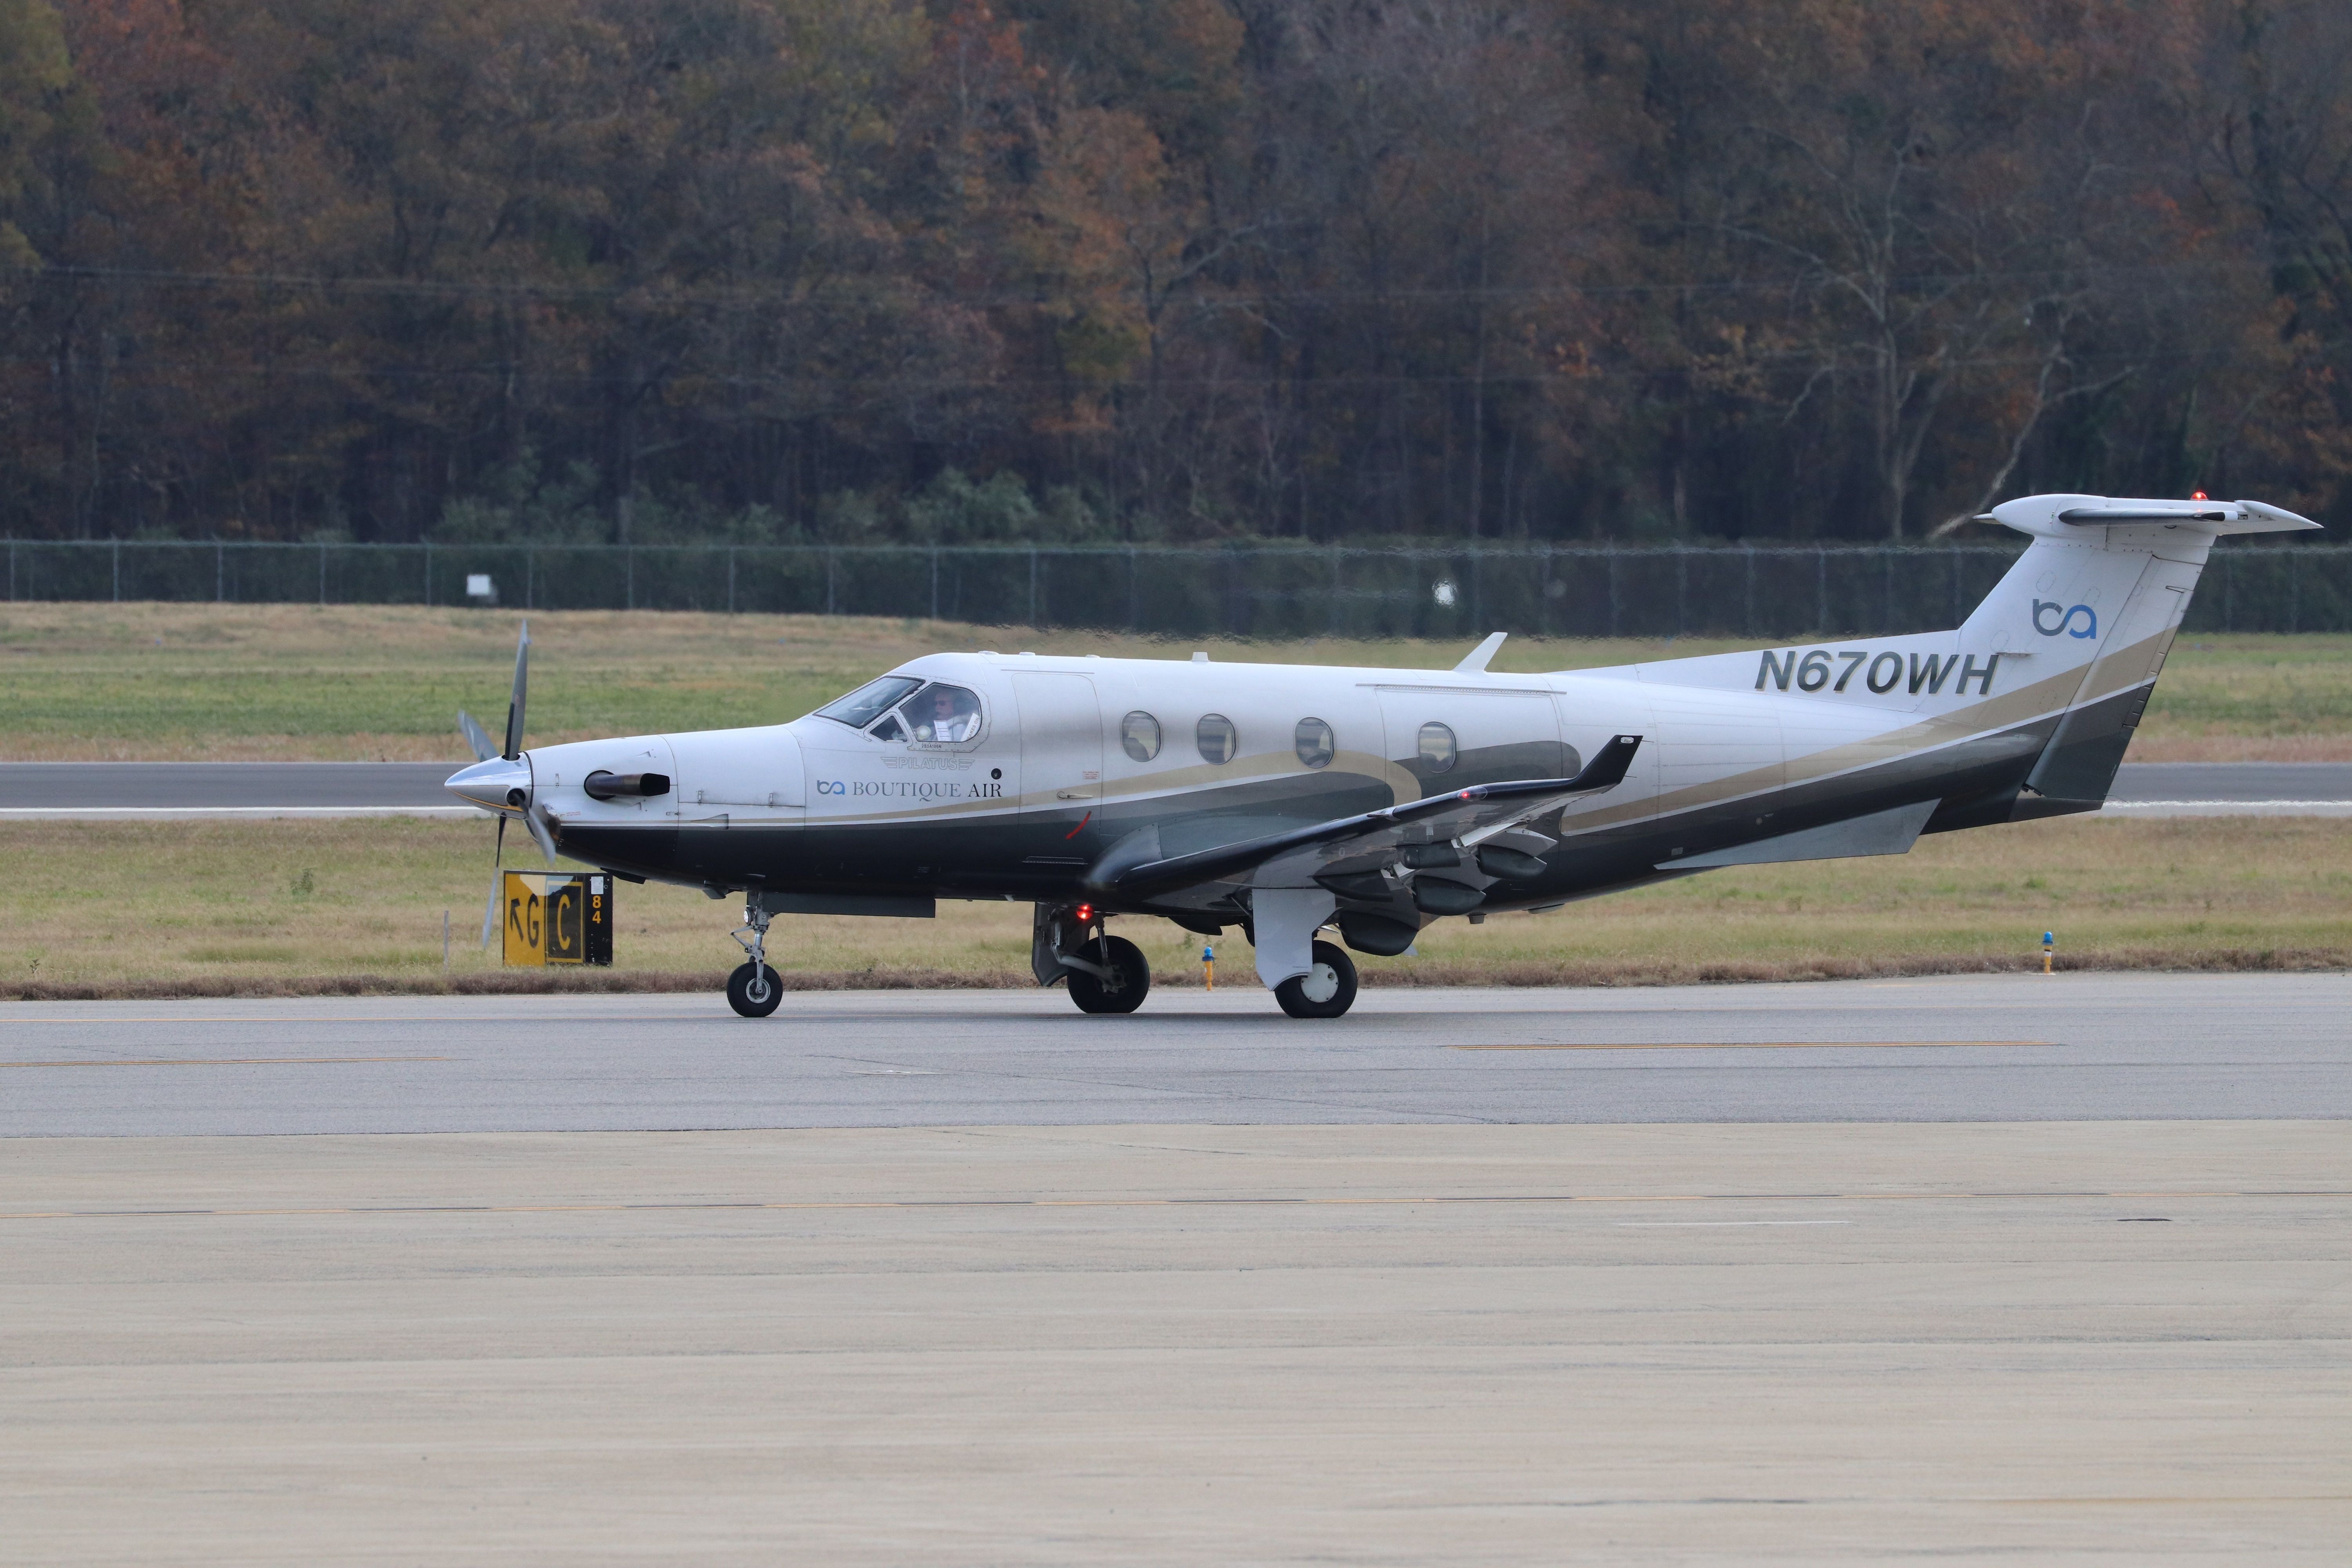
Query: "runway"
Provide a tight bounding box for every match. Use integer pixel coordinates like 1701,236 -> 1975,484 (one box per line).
5,974 -> 2347,1563
4,1120 -> 2345,1564
2,759 -> 2347,816
4,972 -> 2347,1136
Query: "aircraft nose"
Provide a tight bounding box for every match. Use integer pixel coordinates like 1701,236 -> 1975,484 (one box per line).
446,755 -> 532,812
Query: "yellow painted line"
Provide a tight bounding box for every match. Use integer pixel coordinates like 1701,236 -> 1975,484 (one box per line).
0,1056 -> 448,1068
1448,1040 -> 2051,1051
2,1189 -> 2341,1223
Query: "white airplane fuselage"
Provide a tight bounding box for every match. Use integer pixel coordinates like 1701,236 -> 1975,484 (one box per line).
445,494 -> 2318,1010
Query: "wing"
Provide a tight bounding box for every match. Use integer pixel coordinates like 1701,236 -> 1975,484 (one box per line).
1098,735 -> 1642,905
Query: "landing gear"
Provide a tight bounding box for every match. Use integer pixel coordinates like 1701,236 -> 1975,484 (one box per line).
726,961 -> 782,1018
725,895 -> 782,1018
1274,940 -> 1358,1019
1067,934 -> 1151,1014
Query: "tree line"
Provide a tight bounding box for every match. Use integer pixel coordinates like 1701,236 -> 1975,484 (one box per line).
3,0 -> 2349,546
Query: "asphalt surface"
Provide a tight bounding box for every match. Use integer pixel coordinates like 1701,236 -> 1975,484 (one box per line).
0,760 -> 467,815
5,972 -> 2345,1137
2,759 -> 2344,816
7,1121 -> 2345,1564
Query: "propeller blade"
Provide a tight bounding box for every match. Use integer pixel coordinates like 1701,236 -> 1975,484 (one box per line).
480,814 -> 507,947
458,710 -> 496,763
525,803 -> 560,867
501,621 -> 531,760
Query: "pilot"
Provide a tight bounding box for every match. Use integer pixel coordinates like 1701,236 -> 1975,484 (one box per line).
911,684 -> 980,743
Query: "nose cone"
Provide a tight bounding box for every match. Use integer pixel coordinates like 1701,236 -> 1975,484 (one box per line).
446,755 -> 532,811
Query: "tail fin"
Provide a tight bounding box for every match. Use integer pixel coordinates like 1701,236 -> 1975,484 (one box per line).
1962,495 -> 2319,815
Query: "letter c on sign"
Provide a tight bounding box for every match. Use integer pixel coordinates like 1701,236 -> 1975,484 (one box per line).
2033,599 -> 2067,635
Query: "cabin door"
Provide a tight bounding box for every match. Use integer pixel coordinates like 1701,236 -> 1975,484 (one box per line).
1013,673 -> 1105,853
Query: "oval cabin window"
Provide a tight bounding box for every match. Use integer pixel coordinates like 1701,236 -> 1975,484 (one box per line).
1417,720 -> 1458,773
1197,713 -> 1238,765
1294,717 -> 1335,769
1121,710 -> 1162,762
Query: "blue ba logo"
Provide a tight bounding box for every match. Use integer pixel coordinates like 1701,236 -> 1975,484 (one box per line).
2033,599 -> 2098,639
815,778 -> 845,795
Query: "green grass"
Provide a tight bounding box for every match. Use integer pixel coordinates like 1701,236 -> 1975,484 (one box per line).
3,816 -> 2342,997
3,603 -> 2347,760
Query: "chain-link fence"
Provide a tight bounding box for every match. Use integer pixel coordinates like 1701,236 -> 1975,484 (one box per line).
5,538 -> 2347,637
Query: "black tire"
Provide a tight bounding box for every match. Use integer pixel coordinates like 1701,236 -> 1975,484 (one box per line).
1067,934 -> 1151,1014
1274,940 -> 1358,1019
726,961 -> 783,1018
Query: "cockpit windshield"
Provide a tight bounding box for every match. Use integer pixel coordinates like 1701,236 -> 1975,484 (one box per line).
815,675 -> 922,728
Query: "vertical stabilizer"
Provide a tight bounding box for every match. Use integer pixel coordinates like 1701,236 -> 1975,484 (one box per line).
1963,495 -> 2318,814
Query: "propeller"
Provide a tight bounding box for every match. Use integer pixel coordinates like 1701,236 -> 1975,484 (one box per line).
458,622 -> 559,948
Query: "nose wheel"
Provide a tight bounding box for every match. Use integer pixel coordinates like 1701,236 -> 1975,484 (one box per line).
727,962 -> 782,1018
725,895 -> 783,1018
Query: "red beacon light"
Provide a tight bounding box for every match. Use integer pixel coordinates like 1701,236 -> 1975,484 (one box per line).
1074,904 -> 1094,924
2191,490 -> 2209,501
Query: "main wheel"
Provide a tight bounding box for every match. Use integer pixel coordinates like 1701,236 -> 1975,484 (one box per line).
726,961 -> 782,1018
1274,940 -> 1357,1019
1067,934 -> 1151,1014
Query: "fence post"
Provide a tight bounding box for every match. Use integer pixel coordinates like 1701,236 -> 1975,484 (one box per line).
728,547 -> 738,615
112,538 -> 120,603
217,542 -> 225,604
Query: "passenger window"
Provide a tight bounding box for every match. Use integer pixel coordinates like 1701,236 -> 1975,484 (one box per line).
1197,713 -> 1237,765
1122,710 -> 1162,762
901,683 -> 984,745
1418,721 -> 1457,773
1294,717 -> 1335,769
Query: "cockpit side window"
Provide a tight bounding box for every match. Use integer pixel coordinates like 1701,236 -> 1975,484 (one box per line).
899,682 -> 984,745
817,675 -> 922,728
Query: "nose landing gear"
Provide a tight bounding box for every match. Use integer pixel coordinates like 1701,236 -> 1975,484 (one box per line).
726,894 -> 782,1018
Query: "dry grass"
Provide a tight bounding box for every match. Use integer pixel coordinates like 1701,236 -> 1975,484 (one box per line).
4,602 -> 2344,760
2,816 -> 2341,999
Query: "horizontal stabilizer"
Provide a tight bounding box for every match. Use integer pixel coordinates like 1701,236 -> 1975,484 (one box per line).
1990,494 -> 2319,538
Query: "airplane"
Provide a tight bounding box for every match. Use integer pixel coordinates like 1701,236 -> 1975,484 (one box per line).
445,492 -> 2316,1019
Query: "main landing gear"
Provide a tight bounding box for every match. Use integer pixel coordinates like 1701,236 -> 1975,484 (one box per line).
1037,904 -> 1151,1014
1274,940 -> 1358,1020
726,895 -> 782,1018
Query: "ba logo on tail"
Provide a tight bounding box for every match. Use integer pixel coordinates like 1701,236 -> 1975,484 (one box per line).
2033,599 -> 2098,638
